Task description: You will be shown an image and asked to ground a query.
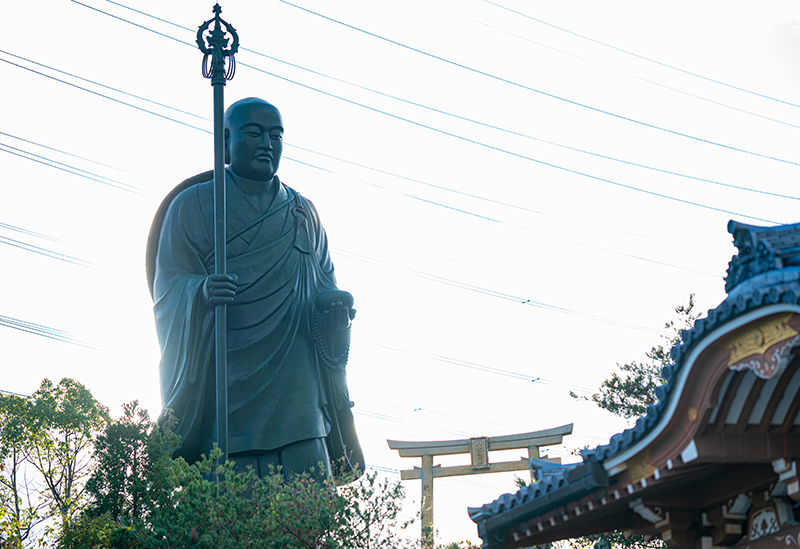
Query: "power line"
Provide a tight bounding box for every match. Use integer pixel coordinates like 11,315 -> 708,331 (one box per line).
0,57 -> 208,135
279,1 -> 800,168
0,315 -> 96,349
282,81 -> 800,202
294,144 -> 546,213
0,49 -> 208,122
240,62 -> 779,224
96,0 -> 800,202
4,47 -> 775,233
634,74 -> 800,131
100,0 -> 798,203
54,7 -> 791,220
427,0 -> 800,132
0,222 -> 88,250
0,143 -> 139,195
0,234 -> 96,269
0,131 -> 140,176
308,158 -> 725,277
354,394 -> 536,433
0,141 -> 142,194
483,0 -> 800,111
432,355 -> 596,394
2,50 -> 725,279
0,47 -> 744,293
0,388 -> 28,398
335,249 -> 673,336
65,3 -> 800,207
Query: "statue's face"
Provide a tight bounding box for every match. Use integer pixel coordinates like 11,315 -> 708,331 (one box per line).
227,103 -> 283,181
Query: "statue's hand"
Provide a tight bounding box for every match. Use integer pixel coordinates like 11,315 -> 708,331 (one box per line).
202,273 -> 238,307
319,300 -> 356,331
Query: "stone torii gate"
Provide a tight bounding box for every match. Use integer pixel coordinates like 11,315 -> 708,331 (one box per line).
387,423 -> 573,545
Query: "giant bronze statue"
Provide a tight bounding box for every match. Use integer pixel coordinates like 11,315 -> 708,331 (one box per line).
146,97 -> 363,478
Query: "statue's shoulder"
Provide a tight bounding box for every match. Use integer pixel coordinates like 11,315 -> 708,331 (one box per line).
282,182 -> 320,218
169,173 -> 214,213
146,170 -> 213,299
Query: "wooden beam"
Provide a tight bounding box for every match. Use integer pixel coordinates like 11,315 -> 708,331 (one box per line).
759,359 -> 799,433
695,432 -> 800,462
735,377 -> 766,433
401,458 -> 540,480
387,424 -> 573,457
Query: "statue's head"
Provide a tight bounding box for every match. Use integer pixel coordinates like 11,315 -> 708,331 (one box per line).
224,97 -> 283,181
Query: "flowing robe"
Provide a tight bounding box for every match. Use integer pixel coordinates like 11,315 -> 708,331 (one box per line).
152,171 -> 362,469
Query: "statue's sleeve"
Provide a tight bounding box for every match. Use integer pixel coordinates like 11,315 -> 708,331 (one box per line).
152,186 -> 215,453
306,198 -> 337,285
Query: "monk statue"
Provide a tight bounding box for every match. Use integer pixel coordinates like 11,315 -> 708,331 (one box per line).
145,97 -> 363,478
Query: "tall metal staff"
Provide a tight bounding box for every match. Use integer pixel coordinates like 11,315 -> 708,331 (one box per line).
197,4 -> 238,462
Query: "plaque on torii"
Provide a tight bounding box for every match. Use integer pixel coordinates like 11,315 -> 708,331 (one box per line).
388,423 -> 573,546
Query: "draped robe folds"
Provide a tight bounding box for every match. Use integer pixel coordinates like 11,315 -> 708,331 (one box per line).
152,171 -> 362,471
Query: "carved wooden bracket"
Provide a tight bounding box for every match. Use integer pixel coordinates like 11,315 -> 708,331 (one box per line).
772,459 -> 800,503
656,511 -> 695,549
708,493 -> 750,546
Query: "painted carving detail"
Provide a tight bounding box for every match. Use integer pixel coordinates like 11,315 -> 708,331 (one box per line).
730,336 -> 799,380
776,534 -> 800,548
750,507 -> 781,540
726,314 -> 798,379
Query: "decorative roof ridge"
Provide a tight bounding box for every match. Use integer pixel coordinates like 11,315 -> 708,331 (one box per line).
725,220 -> 800,293
582,268 -> 800,464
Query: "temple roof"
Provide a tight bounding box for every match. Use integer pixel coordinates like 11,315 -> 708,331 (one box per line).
469,221 -> 800,549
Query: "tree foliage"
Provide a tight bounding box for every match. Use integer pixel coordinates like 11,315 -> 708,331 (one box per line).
0,379 -> 108,548
571,295 -> 698,420
60,402 -> 418,549
568,531 -> 665,549
561,298 -> 699,549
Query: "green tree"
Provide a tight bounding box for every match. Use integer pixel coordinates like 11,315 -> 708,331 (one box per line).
61,402 -> 418,549
571,295 -> 698,420
84,401 -> 176,524
0,379 -> 108,548
0,392 -> 47,548
26,379 -> 109,525
562,298 -> 699,549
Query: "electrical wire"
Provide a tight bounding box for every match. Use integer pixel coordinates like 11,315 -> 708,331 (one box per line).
241,62 -> 780,224
0,235 -> 96,269
0,388 -> 28,398
427,0 -> 800,132
0,222 -> 88,250
334,249 -> 674,336
483,0 -> 800,110
88,1 -> 800,203
0,315 -> 96,349
0,130 -> 139,175
371,343 -> 605,395
432,355 -> 596,394
0,57 -> 209,135
279,1 -> 800,168
0,144 -> 139,195
51,6 -> 794,218
0,49 -> 208,122
2,44 -> 775,232
307,153 -> 725,278
0,141 -> 143,194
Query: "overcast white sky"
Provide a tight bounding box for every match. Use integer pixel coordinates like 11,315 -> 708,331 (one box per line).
2,0 -> 799,543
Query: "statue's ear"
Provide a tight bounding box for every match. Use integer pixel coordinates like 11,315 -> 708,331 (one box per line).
224,128 -> 230,164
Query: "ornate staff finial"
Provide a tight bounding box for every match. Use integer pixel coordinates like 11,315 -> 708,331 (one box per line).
197,3 -> 239,83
